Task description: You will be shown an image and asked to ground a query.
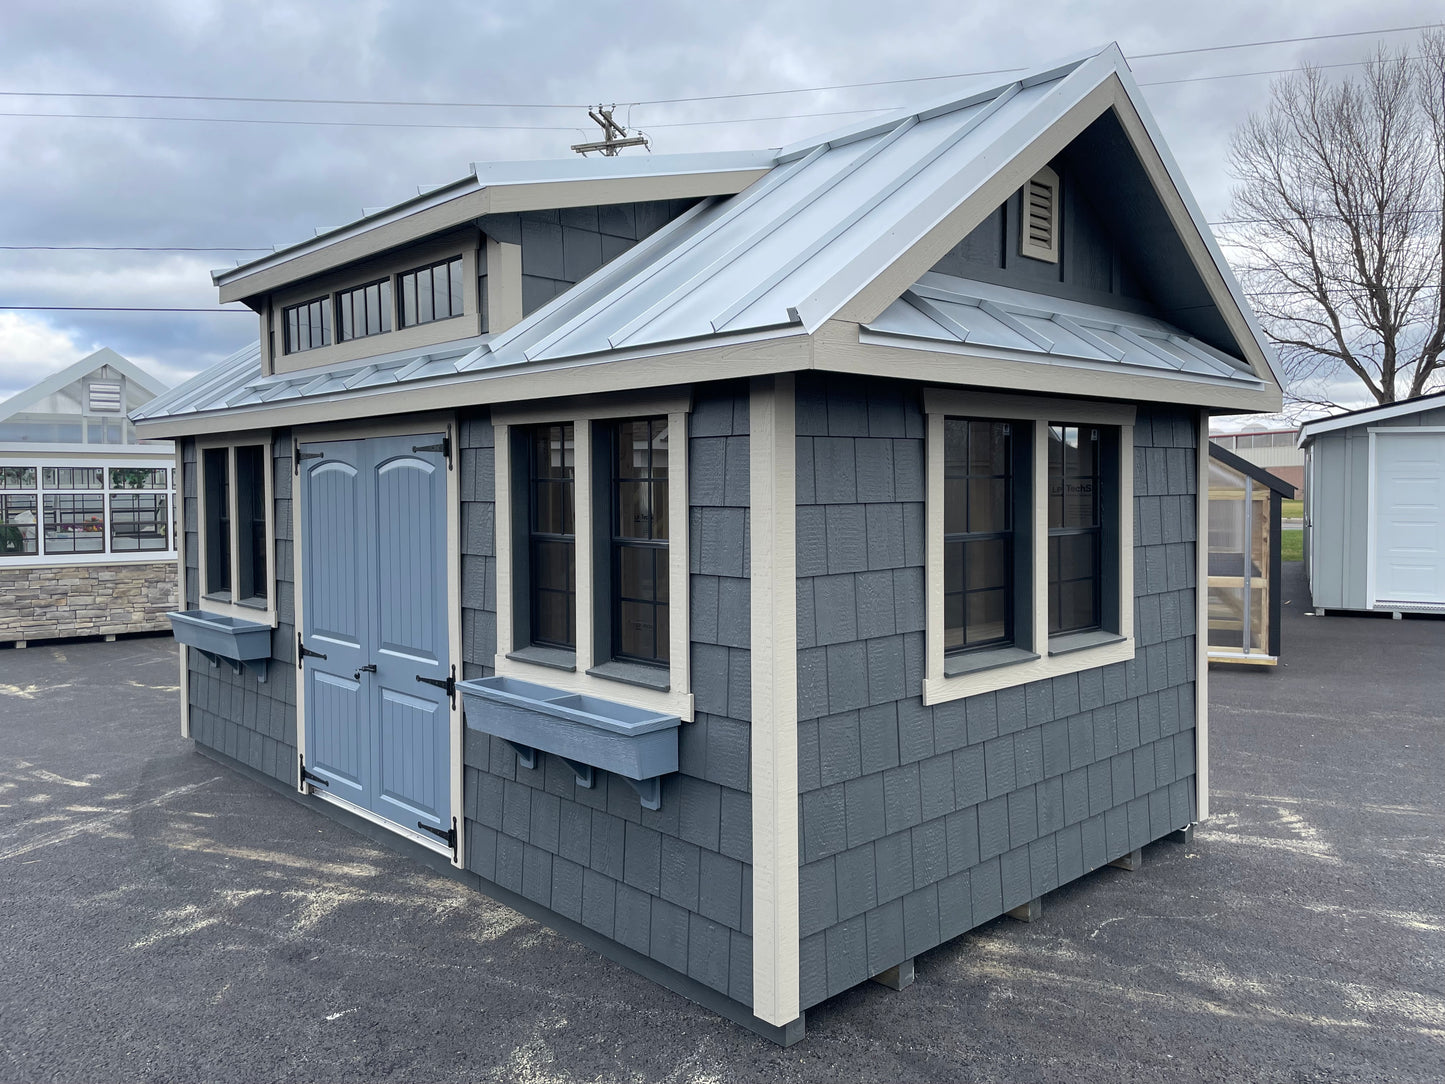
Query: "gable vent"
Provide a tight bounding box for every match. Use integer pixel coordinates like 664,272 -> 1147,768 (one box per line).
1020,165 -> 1060,264
87,381 -> 123,413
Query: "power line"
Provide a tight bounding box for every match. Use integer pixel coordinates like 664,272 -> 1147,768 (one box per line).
0,305 -> 249,313
0,245 -> 270,252
0,21 -> 1437,117
0,112 -> 582,131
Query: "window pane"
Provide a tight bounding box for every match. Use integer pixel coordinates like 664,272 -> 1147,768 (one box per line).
618,600 -> 664,662
965,589 -> 1008,646
944,417 -> 1016,653
203,449 -> 231,595
403,273 -> 417,326
379,280 -> 393,332
0,467 -> 36,489
235,447 -> 267,602
419,267 -> 435,323
0,494 -> 38,556
944,478 -> 968,535
448,258 -> 464,316
967,478 -> 1007,533
964,537 -> 1009,592
528,423 -> 575,649
44,494 -> 105,553
618,545 -> 658,601
111,493 -> 168,551
110,467 -> 166,489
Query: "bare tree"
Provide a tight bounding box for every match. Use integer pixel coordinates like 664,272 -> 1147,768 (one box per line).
1225,31 -> 1445,409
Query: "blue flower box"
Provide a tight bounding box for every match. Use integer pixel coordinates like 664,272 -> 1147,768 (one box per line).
459,676 -> 679,809
168,609 -> 272,681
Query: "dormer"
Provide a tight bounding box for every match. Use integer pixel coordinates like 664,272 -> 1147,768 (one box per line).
212,153 -> 776,378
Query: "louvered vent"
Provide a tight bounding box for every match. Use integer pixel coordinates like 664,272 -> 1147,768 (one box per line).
88,381 -> 123,413
1020,166 -> 1060,264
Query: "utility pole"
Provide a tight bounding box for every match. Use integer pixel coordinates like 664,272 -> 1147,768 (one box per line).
570,105 -> 648,157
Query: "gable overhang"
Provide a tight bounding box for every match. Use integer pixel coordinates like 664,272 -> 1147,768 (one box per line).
1,348 -> 167,423
214,162 -> 774,305
821,51 -> 1282,408
1297,390 -> 1445,446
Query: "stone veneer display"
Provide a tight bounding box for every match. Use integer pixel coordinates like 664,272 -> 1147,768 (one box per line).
0,561 -> 176,644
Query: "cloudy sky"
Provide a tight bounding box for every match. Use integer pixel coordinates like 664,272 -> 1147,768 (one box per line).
1,0 -> 1440,416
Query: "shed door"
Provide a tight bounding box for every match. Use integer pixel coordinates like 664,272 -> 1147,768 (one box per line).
1374,433 -> 1445,605
299,433 -> 452,843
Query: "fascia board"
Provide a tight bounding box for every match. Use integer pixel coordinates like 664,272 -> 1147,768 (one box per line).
816,57 -> 1123,330
214,168 -> 770,304
1104,59 -> 1285,393
470,150 -> 777,184
132,329 -> 814,439
1297,392 -> 1445,442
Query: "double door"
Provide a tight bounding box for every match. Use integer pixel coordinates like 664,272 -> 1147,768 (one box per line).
298,433 -> 452,844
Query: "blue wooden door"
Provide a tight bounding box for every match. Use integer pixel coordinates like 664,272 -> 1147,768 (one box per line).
299,433 -> 451,843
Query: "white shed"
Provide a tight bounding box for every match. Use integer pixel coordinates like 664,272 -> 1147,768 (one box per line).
1299,391 -> 1445,615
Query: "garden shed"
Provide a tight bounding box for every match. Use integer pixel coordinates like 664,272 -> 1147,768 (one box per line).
1206,442 -> 1294,665
134,44 -> 1282,1043
1299,391 -> 1445,616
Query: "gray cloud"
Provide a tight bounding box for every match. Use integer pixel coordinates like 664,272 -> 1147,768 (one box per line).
0,0 -> 1437,398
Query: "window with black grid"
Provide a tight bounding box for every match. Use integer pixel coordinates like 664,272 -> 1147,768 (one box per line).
611,417 -> 669,666
1048,424 -> 1102,634
943,418 -> 1015,652
283,297 -> 331,354
202,448 -> 231,596
337,278 -> 393,341
399,256 -> 464,328
528,423 -> 576,649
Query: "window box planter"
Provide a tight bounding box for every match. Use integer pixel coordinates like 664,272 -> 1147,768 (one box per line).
459,676 -> 680,810
168,609 -> 271,682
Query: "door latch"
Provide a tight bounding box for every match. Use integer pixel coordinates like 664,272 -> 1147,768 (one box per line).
354,663 -> 377,680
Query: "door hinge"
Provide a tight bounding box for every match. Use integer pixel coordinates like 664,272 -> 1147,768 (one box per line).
298,632 -> 327,666
412,426 -> 453,470
415,663 -> 456,708
417,816 -> 457,855
299,755 -> 330,789
294,439 -> 324,475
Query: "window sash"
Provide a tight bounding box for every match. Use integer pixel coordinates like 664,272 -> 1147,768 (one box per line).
283,297 -> 332,354
1047,424 -> 1103,635
610,418 -> 669,666
199,443 -> 270,608
398,256 -> 464,328
943,418 -> 1016,653
528,423 -> 576,650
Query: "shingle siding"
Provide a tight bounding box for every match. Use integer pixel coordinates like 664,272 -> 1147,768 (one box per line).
795,375 -> 1199,1011
459,382 -> 753,1005
184,435 -> 298,787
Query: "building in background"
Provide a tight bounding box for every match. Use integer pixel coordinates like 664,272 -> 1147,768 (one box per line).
1209,426 -> 1303,498
0,347 -> 177,646
1299,391 -> 1445,616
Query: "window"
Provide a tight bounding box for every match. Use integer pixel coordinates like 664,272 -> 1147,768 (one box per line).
528,424 -> 575,649
611,418 -> 669,666
924,390 -> 1135,704
492,396 -> 692,719
284,296 -> 332,354
337,278 -> 393,342
0,462 -> 173,561
1048,424 -> 1103,635
399,256 -> 464,328
199,441 -> 273,613
944,419 -> 1019,653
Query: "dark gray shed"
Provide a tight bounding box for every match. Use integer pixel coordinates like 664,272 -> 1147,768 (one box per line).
134,45 -> 1283,1043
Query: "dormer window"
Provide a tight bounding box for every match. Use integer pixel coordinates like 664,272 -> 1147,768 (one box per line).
399,256 -> 464,328
337,278 -> 393,341
1019,165 -> 1060,264
284,297 -> 332,354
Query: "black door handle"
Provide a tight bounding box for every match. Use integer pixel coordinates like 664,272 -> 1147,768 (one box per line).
354,663 -> 377,679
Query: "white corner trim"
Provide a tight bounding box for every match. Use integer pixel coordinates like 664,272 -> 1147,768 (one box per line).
922,394 -> 1135,706
175,443 -> 190,739
1365,430 -> 1378,610
750,373 -> 799,1028
1194,409 -> 1210,821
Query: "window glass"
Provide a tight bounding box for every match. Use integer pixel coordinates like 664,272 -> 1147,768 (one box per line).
612,418 -> 669,664
203,448 -> 231,596
43,494 -> 105,553
1048,424 -> 1102,634
111,493 -> 168,551
0,494 -> 38,556
1,467 -> 37,489
398,257 -> 464,327
235,446 -> 268,603
529,423 -> 575,649
283,297 -> 331,353
43,467 -> 104,489
337,279 -> 392,342
109,467 -> 167,489
944,418 -> 1014,652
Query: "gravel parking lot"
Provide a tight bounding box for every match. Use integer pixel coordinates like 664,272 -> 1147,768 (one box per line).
1,562 -> 1441,1083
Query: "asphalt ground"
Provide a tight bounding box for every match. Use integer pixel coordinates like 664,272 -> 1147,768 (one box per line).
0,562 -> 1441,1083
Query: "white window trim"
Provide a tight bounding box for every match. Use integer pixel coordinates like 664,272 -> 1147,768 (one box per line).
195,434 -> 278,626
493,393 -> 693,721
922,388 -> 1135,706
